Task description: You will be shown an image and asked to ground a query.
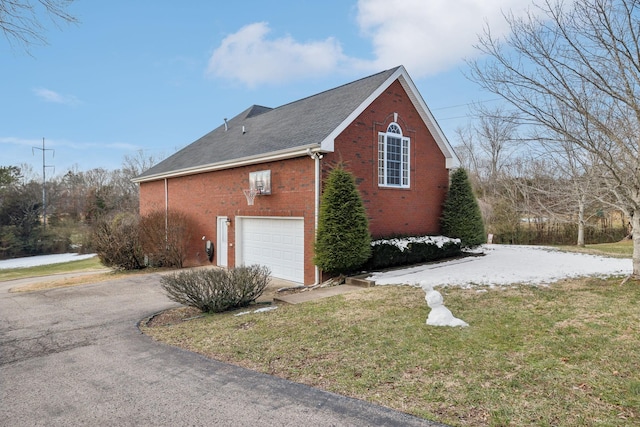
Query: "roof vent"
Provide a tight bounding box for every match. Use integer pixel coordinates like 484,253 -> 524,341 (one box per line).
242,125 -> 246,134
223,118 -> 228,131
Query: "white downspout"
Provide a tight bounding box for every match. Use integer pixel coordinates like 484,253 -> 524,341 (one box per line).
314,153 -> 321,285
164,178 -> 169,243
306,149 -> 324,285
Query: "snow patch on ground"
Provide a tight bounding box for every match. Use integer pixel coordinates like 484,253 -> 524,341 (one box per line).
367,244 -> 631,287
0,253 -> 97,270
372,235 -> 460,250
235,306 -> 278,316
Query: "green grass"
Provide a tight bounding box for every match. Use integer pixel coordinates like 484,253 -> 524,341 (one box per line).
142,278 -> 640,426
0,256 -> 104,281
585,240 -> 634,256
558,239 -> 633,258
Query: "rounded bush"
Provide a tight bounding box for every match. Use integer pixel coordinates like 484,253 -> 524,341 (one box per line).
160,265 -> 271,313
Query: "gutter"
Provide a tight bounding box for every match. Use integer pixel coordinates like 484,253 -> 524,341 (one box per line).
132,145 -> 323,183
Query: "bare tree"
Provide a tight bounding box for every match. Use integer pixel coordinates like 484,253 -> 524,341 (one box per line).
1,0 -> 77,51
469,0 -> 640,276
119,150 -> 160,207
455,106 -> 519,195
519,143 -> 604,246
121,150 -> 158,177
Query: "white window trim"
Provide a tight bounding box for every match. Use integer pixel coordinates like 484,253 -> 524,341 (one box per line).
378,122 -> 410,188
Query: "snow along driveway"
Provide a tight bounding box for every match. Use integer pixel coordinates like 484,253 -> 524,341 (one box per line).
0,253 -> 96,270
367,244 -> 632,287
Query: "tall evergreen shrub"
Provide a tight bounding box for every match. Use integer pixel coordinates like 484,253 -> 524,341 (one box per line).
441,168 -> 486,247
314,164 -> 371,275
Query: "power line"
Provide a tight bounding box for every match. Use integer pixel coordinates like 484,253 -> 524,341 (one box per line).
438,114 -> 473,121
32,138 -> 55,230
431,98 -> 503,111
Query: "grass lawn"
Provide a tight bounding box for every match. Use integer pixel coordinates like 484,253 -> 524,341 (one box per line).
142,277 -> 640,426
558,239 -> 634,257
0,256 -> 105,282
0,257 -> 141,292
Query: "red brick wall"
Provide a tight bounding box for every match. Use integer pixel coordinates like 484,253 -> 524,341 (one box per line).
139,157 -> 317,283
139,179 -> 166,215
323,79 -> 450,239
138,78 -> 451,284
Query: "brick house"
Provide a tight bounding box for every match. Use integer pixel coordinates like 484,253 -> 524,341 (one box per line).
133,66 -> 459,285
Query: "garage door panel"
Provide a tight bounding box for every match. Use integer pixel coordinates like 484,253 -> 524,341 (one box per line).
240,218 -> 304,283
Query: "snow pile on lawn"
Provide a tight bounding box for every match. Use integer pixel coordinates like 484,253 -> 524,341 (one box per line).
235,306 -> 278,316
0,253 -> 96,270
372,235 -> 460,250
367,244 -> 632,287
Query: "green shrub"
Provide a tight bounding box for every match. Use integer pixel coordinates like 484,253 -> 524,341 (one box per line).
364,236 -> 461,270
0,225 -> 21,259
365,241 -> 405,269
314,163 -> 371,275
441,168 -> 486,247
160,265 -> 271,313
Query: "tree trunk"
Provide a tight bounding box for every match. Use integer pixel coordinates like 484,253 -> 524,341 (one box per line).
632,213 -> 640,277
577,198 -> 585,247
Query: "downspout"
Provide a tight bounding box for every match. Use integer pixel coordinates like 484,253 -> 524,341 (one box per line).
307,149 -> 323,285
314,154 -> 321,285
164,178 -> 168,244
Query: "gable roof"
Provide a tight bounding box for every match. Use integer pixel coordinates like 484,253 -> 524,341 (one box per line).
134,66 -> 459,183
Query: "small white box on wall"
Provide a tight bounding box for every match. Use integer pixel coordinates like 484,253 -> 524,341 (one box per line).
249,170 -> 271,195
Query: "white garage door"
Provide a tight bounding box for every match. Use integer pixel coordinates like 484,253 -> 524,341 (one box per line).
238,217 -> 305,283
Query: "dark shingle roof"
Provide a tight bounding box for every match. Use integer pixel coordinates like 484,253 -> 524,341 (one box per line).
135,67 -> 401,181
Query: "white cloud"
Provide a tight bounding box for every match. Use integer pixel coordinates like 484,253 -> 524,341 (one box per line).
0,136 -> 139,153
206,1 -> 540,86
0,136 -> 38,147
206,22 -> 348,87
356,0 -> 535,77
33,88 -> 80,106
103,142 -> 140,151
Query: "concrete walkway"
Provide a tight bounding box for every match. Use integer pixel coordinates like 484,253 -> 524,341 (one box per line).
274,284 -> 366,304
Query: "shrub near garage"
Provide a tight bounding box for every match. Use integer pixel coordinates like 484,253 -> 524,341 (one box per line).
139,209 -> 197,268
160,265 -> 271,313
314,163 -> 371,275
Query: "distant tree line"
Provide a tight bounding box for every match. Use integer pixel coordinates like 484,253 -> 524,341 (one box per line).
0,152 -> 155,259
454,105 -> 628,247
464,0 -> 640,277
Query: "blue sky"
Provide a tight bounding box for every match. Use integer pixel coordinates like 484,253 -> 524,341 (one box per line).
1,0 -> 537,175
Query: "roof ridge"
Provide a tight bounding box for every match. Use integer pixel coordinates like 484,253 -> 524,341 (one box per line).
244,105 -> 273,118
134,66 -> 422,182
268,66 -> 401,112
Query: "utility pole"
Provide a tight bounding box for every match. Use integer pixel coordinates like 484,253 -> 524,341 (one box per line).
33,137 -> 54,229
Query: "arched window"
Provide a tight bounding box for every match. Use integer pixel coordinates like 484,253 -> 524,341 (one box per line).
378,122 -> 410,187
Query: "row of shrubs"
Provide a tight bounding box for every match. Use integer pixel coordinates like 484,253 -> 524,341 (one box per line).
363,236 -> 462,270
491,225 -> 628,245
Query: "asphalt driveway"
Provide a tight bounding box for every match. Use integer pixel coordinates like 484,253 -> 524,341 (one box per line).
0,273 -> 444,426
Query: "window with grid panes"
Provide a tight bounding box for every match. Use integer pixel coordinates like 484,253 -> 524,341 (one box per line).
378,123 -> 410,187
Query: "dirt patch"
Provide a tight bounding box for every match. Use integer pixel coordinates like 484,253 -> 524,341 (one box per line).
9,271 -> 122,293
145,280 -> 296,328
145,306 -> 203,327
